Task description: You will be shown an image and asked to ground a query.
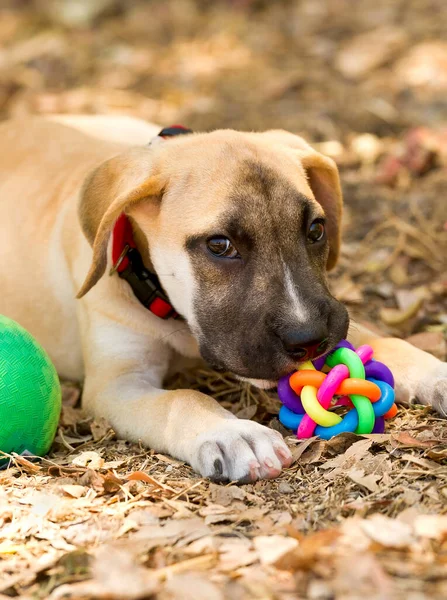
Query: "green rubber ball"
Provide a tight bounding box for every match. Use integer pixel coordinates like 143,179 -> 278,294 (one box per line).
0,314 -> 61,462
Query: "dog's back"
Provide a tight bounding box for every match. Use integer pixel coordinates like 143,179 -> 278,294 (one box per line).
0,118 -> 130,378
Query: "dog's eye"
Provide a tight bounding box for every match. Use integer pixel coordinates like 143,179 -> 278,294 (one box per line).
207,236 -> 240,258
307,219 -> 325,243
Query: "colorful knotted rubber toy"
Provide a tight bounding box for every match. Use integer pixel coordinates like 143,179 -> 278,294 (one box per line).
278,339 -> 397,440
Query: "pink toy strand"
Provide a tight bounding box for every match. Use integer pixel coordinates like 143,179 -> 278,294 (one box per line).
355,345 -> 374,365
297,364 -> 348,439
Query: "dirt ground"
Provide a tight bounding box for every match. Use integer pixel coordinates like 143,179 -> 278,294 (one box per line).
0,1 -> 446,599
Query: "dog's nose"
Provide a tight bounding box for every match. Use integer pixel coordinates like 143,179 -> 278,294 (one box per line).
281,328 -> 329,361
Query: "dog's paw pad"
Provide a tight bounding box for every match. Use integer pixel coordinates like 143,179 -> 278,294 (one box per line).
213,457 -> 224,476
191,420 -> 292,482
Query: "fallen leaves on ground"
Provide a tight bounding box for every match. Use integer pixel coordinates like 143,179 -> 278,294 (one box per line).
1,395 -> 446,599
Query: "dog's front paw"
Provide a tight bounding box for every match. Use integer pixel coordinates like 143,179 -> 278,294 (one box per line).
190,419 -> 293,482
415,362 -> 447,417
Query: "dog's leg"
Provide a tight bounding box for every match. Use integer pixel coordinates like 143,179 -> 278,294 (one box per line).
80,314 -> 292,482
348,322 -> 447,416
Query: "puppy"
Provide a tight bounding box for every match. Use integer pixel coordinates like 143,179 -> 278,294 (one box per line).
0,116 -> 445,482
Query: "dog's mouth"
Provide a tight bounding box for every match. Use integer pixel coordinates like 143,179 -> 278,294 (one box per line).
235,349 -> 330,391
234,349 -> 331,390
205,334 -> 344,387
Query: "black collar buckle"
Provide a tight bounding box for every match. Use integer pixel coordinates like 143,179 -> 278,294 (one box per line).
118,248 -> 174,316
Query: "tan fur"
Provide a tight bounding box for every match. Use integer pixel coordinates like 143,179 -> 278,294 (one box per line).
0,115 -> 445,482
261,130 -> 343,269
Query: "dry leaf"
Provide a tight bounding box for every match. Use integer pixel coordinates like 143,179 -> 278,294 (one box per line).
427,447 -> 447,462
400,453 -> 442,471
218,539 -> 258,572
204,513 -> 237,525
278,482 -> 294,494
335,26 -> 407,79
132,517 -> 210,549
389,258 -> 409,286
160,573 -> 224,600
380,297 -> 423,327
78,469 -> 106,492
126,471 -> 174,492
9,454 -> 41,473
322,439 -> 374,472
102,471 -> 123,494
90,417 -> 113,441
396,41 -> 447,90
395,288 -> 426,312
360,515 -> 414,548
60,405 -> 84,427
72,451 -> 104,470
299,440 -> 325,465
49,546 -> 159,599
60,484 -> 87,498
393,432 -> 439,448
325,432 -> 363,454
347,468 -> 381,493
275,529 -> 341,571
199,504 -> 233,517
253,535 -> 299,566
413,515 -> 447,540
102,460 -> 125,469
209,484 -> 245,506
333,550 -> 394,597
332,274 -> 363,304
290,437 -> 319,463
61,384 -> 81,407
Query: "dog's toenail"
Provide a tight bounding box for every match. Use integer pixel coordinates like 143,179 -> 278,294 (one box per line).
213,458 -> 223,475
277,447 -> 291,460
264,458 -> 274,468
249,461 -> 260,481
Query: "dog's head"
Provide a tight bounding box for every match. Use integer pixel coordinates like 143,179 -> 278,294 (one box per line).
78,129 -> 349,383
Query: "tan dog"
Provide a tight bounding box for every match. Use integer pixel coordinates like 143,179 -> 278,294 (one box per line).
0,116 -> 445,482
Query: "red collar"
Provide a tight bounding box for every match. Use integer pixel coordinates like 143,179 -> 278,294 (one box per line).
110,125 -> 192,319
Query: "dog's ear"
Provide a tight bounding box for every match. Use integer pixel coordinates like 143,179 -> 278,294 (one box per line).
300,148 -> 342,270
262,130 -> 343,270
77,148 -> 164,298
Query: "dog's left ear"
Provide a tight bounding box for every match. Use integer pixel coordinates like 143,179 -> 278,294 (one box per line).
262,130 -> 343,270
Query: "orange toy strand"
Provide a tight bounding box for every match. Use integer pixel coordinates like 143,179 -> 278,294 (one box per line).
383,403 -> 398,419
289,371 -> 325,393
289,371 -> 381,402
338,379 -> 381,401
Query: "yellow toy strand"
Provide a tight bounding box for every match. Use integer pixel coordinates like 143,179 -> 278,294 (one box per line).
301,385 -> 342,427
297,360 -> 315,372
